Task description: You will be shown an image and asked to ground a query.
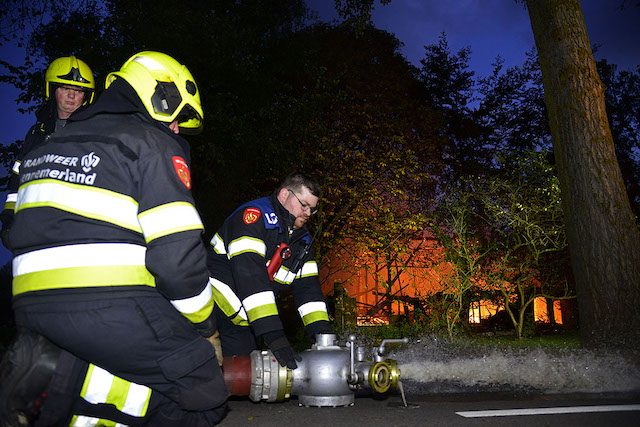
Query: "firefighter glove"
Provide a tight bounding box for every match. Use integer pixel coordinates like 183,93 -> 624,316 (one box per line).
206,330 -> 223,366
263,331 -> 301,370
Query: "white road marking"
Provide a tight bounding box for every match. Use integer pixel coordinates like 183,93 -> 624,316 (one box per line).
456,404 -> 640,418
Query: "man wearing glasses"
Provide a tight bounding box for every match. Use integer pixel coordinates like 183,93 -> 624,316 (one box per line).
207,172 -> 332,369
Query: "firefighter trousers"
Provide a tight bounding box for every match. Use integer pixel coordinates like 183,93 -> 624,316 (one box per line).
14,291 -> 229,426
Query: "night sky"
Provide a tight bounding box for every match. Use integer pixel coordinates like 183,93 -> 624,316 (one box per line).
0,0 -> 639,263
2,0 -> 639,143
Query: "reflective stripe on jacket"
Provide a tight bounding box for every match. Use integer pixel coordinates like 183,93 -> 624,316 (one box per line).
10,111 -> 213,329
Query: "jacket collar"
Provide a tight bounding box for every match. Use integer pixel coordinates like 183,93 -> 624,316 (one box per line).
271,191 -> 294,231
270,190 -> 309,239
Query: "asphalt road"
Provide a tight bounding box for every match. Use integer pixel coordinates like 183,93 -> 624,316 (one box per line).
218,390 -> 640,426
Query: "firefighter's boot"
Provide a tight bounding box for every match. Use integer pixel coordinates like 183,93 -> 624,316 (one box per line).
0,329 -> 61,426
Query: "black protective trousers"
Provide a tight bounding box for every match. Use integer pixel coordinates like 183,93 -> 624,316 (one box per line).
14,291 -> 229,426
214,305 -> 259,357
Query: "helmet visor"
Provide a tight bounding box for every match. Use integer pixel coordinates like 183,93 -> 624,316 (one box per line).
151,81 -> 182,116
150,81 -> 203,133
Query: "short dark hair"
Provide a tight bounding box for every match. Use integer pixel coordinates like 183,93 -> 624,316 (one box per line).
278,172 -> 321,197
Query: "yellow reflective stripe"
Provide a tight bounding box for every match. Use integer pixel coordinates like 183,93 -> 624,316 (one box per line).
12,160 -> 21,174
12,243 -> 154,295
80,364 -> 151,418
210,277 -> 243,314
231,317 -> 250,326
179,303 -> 213,324
228,236 -> 266,258
246,304 -> 279,322
12,265 -> 155,295
210,277 -> 249,325
108,376 -> 132,415
138,201 -> 203,243
301,311 -> 330,326
15,180 -> 141,232
243,291 -> 278,322
170,283 -> 214,323
210,233 -> 226,255
298,301 -> 330,326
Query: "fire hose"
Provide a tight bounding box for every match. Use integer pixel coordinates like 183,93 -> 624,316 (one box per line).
222,333 -> 409,407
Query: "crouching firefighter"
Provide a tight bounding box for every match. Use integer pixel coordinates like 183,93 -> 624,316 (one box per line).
207,172 -> 332,369
0,51 -> 229,426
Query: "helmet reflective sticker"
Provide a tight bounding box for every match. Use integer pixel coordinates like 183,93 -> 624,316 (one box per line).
132,55 -> 165,71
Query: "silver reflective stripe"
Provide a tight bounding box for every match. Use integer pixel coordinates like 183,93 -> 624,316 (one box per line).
133,55 -> 165,71
12,160 -> 20,174
5,193 -> 17,203
138,201 -> 203,242
12,243 -> 146,276
69,415 -> 100,426
300,260 -> 319,277
243,290 -> 276,311
273,260 -> 319,284
70,415 -> 128,427
15,180 -> 141,232
170,282 -> 213,314
298,301 -> 328,318
227,236 -> 266,258
83,365 -> 112,404
122,382 -> 152,417
273,267 -> 296,284
210,233 -> 226,255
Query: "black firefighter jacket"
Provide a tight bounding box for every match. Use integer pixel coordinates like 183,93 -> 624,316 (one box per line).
1,101 -> 69,248
9,79 -> 215,336
206,192 -> 331,339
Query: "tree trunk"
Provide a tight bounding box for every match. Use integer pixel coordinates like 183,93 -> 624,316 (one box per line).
526,0 -> 640,349
546,298 -> 556,325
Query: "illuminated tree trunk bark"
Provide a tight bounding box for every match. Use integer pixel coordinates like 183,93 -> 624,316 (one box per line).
526,0 -> 640,349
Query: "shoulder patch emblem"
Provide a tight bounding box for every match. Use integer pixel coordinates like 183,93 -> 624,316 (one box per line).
243,207 -> 261,225
172,156 -> 191,189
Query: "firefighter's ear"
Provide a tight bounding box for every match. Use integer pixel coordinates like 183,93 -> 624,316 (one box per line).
277,188 -> 289,204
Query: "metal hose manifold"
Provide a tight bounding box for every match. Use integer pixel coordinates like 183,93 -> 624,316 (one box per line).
224,333 -> 408,407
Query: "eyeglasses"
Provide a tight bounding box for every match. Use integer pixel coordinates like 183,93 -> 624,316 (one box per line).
287,189 -> 318,215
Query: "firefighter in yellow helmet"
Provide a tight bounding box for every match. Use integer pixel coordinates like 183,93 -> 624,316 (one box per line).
1,56 -> 95,251
45,55 -> 96,112
0,52 -> 228,425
